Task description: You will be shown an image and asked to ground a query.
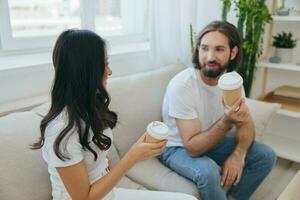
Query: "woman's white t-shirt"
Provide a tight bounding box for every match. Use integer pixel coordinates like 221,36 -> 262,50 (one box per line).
42,109 -> 114,200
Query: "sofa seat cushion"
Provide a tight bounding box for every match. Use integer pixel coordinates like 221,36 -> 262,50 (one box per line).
127,158 -> 200,198
117,176 -> 147,190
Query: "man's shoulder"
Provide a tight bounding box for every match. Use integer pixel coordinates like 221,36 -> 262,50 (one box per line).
170,67 -> 197,86
165,67 -> 199,97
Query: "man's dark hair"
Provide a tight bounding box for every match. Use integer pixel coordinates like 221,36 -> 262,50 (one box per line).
192,20 -> 243,72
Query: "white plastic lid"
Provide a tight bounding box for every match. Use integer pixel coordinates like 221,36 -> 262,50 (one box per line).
146,121 -> 169,140
218,71 -> 243,90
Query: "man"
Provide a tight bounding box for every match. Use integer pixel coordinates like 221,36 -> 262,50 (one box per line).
159,21 -> 276,200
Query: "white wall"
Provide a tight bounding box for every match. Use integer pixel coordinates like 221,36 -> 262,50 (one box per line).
195,0 -> 223,31
0,50 -> 155,115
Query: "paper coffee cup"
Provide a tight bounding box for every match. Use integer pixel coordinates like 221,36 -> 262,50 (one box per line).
145,121 -> 169,143
218,71 -> 243,106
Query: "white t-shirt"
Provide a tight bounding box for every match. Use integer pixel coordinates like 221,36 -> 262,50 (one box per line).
42,109 -> 114,199
162,67 -> 225,147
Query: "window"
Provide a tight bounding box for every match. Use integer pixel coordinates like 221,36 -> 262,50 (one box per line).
95,0 -> 122,36
0,0 -> 149,51
9,0 -> 81,38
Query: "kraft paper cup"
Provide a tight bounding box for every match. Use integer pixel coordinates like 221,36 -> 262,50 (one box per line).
218,72 -> 243,106
145,121 -> 169,143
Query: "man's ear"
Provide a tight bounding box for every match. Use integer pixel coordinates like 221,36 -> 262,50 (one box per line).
230,46 -> 238,60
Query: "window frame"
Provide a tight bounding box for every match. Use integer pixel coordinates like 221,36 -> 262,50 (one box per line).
0,0 -> 149,51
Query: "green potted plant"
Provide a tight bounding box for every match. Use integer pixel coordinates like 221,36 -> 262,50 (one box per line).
272,32 -> 297,63
221,0 -> 272,97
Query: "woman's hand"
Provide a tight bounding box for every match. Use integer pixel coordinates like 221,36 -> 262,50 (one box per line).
126,133 -> 167,163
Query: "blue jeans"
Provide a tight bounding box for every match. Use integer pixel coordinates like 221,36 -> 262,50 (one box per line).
159,136 -> 276,200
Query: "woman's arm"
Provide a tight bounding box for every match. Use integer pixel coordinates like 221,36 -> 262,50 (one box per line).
57,134 -> 167,200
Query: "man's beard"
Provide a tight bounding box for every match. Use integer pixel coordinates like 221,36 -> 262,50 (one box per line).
200,60 -> 230,78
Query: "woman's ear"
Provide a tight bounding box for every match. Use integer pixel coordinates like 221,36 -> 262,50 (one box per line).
230,46 -> 238,60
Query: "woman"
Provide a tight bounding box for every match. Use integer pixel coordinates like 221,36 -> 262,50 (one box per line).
32,29 -> 197,200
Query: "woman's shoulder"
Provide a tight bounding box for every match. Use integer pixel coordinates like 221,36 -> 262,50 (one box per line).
44,109 -> 113,141
43,110 -> 80,152
44,109 -> 70,137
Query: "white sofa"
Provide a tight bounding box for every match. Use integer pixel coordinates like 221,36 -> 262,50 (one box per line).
0,63 -> 281,200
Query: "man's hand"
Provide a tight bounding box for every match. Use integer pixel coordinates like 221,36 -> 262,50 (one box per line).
221,150 -> 246,188
223,98 -> 250,125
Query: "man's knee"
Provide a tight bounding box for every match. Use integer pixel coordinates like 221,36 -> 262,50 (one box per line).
194,161 -> 221,188
263,144 -> 277,169
253,142 -> 277,170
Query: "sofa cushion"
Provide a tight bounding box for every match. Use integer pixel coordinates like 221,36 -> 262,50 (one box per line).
108,63 -> 185,157
245,98 -> 281,139
117,176 -> 147,190
127,158 -> 200,198
0,111 -> 51,200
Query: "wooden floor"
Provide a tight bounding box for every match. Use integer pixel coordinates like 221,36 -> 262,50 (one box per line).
251,158 -> 300,200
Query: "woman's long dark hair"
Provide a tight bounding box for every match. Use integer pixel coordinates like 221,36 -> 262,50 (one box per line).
32,29 -> 117,161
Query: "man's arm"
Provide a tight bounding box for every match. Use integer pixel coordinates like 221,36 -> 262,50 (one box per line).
176,99 -> 244,157
221,100 -> 254,187
234,115 -> 255,159
176,116 -> 232,157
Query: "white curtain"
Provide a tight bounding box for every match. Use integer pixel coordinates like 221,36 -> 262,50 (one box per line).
149,0 -> 223,67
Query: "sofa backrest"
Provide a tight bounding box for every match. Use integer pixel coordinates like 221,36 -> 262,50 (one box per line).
107,63 -> 185,157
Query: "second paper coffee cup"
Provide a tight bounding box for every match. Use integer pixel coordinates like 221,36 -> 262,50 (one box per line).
145,121 -> 169,143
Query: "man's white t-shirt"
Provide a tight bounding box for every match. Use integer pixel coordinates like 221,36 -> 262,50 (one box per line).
42,109 -> 114,200
162,67 -> 225,147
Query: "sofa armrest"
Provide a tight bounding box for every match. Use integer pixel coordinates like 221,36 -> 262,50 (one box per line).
126,158 -> 200,198
245,98 -> 281,140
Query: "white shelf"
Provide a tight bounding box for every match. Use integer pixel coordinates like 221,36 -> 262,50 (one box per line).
277,109 -> 300,118
259,2 -> 300,164
257,61 -> 300,72
261,134 -> 300,163
272,15 -> 300,22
